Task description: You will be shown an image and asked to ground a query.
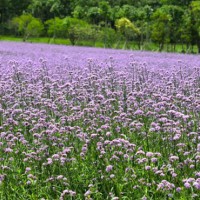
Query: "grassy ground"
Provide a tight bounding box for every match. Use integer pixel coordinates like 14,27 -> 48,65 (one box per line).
0,35 -> 198,53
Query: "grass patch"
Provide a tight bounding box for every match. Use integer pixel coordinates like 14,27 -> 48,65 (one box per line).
0,35 -> 198,53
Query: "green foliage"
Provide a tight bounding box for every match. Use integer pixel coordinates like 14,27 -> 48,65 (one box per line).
110,6 -> 124,21
180,10 -> 192,45
98,1 -> 112,23
52,20 -> 100,46
189,1 -> 200,52
151,5 -> 184,50
63,17 -> 92,45
45,17 -> 66,38
72,5 -> 86,19
100,27 -> 117,47
27,0 -> 68,21
121,5 -> 138,21
2,0 -> 200,53
63,17 -> 88,28
0,0 -> 31,27
87,7 -> 103,24
11,14 -> 44,41
190,1 -> 200,29
115,17 -> 140,41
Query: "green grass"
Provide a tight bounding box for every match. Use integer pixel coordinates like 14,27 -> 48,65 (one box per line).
0,35 -> 198,53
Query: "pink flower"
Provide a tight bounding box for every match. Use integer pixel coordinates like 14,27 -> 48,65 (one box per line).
184,182 -> 191,188
193,182 -> 200,190
146,152 -> 154,157
106,165 -> 113,172
25,167 -> 31,174
145,166 -> 151,170
47,158 -> 53,164
151,157 -> 158,163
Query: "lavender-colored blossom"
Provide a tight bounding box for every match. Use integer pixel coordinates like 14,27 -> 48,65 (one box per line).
146,152 -> 154,157
145,166 -> 151,170
60,189 -> 76,200
184,182 -> 191,188
157,180 -> 175,191
25,167 -> 31,174
0,174 -> 5,184
193,182 -> 200,190
151,157 -> 158,163
106,165 -> 113,172
84,190 -> 91,196
1,41 -> 200,199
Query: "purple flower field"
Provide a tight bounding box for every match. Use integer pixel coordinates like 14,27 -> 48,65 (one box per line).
0,41 -> 200,199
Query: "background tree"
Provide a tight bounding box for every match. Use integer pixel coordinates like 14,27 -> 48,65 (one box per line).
28,0 -> 64,21
2,0 -> 200,53
80,25 -> 100,46
10,0 -> 32,17
0,0 -> 31,23
100,27 -> 117,48
86,7 -> 103,24
121,5 -> 138,21
189,0 -> 200,53
98,1 -> 112,25
45,17 -> 66,39
0,0 -> 11,34
72,5 -> 86,19
180,10 -> 193,52
150,6 -> 172,51
159,5 -> 184,51
63,17 -> 89,45
110,6 -> 124,25
134,6 -> 153,49
115,17 -> 140,49
11,14 -> 44,41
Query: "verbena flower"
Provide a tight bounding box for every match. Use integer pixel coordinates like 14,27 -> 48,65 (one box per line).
106,165 -> 113,172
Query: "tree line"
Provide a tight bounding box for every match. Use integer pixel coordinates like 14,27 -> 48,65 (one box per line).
1,0 -> 200,53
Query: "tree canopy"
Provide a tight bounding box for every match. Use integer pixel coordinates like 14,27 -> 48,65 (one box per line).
1,0 -> 200,52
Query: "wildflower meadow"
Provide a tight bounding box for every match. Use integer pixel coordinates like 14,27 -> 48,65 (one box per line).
0,42 -> 199,199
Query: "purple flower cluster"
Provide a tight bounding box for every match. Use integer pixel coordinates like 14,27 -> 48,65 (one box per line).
0,41 -> 199,199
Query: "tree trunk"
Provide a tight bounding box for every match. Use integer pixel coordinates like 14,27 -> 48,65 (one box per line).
181,42 -> 185,53
197,41 -> 200,54
173,44 -> 176,52
186,43 -> 190,53
191,45 -> 194,54
23,33 -> 29,42
159,43 -> 164,52
123,40 -> 127,49
138,42 -> 141,50
140,33 -> 143,50
166,43 -> 169,52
